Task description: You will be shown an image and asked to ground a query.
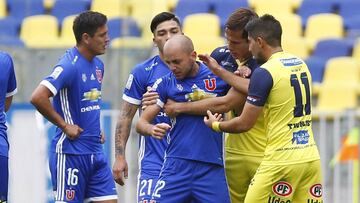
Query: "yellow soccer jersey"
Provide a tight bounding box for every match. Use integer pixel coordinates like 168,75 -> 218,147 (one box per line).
247,52 -> 320,165
225,110 -> 266,157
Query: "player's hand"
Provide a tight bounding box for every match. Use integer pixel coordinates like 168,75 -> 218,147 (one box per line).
100,131 -> 106,144
151,123 -> 171,139
164,99 -> 179,118
63,124 -> 83,140
142,86 -> 159,110
204,110 -> 223,128
112,155 -> 128,186
198,54 -> 222,75
235,65 -> 251,78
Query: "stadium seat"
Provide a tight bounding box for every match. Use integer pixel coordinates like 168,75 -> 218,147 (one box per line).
297,0 -> 335,27
276,13 -> 303,39
311,39 -> 353,61
345,16 -> 360,40
110,37 -> 151,48
7,0 -> 45,21
317,82 -> 358,112
91,0 -> 129,19
51,0 -> 90,24
0,17 -> 23,46
183,13 -> 221,40
0,0 -> 6,18
173,0 -> 211,22
338,1 -> 360,28
58,15 -> 76,48
213,0 -> 249,30
353,39 -> 360,61
253,0 -> 293,16
305,56 -> 327,84
192,36 -> 225,55
322,57 -> 360,84
304,13 -> 344,50
248,0 -> 302,11
282,36 -> 309,60
107,17 -> 141,40
20,15 -> 60,48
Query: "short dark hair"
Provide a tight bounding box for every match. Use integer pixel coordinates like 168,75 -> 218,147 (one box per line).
150,12 -> 181,33
245,14 -> 282,47
225,8 -> 258,39
73,11 -> 107,44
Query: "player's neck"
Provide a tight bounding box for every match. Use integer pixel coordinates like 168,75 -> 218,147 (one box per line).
188,61 -> 199,78
76,45 -> 95,61
265,46 -> 283,61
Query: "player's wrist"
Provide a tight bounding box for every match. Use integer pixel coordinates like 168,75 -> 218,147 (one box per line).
211,121 -> 221,132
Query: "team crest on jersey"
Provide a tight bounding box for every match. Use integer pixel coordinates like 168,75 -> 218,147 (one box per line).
309,184 -> 322,198
50,66 -> 63,79
82,73 -> 87,82
272,181 -> 293,196
66,189 -> 75,201
204,78 -> 216,91
95,68 -> 103,83
292,130 -> 309,144
176,84 -> 183,91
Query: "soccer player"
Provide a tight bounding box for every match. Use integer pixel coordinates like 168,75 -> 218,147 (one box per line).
30,11 -> 117,203
204,14 -> 323,203
163,8 -> 264,203
136,35 -> 231,203
0,51 -> 17,202
111,12 -> 182,202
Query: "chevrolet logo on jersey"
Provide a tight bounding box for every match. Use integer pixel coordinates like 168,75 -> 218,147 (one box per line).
185,86 -> 216,101
82,88 -> 101,102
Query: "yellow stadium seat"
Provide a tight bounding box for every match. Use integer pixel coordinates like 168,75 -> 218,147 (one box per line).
304,13 -> 344,50
192,36 -> 225,55
183,13 -> 221,39
353,38 -> 360,61
317,82 -> 358,112
110,36 -> 151,48
0,0 -> 6,18
322,57 -> 360,84
249,0 -> 302,14
276,13 -> 302,39
91,0 -> 129,19
282,36 -> 309,60
58,15 -> 77,48
43,0 -> 54,10
20,15 -> 60,48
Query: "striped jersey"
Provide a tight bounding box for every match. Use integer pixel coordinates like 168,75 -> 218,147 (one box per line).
154,63 -> 230,166
0,52 -> 17,157
41,47 -> 104,154
247,51 -> 320,165
123,55 -> 171,174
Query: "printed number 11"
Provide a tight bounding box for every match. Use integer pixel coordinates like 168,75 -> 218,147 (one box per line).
290,72 -> 311,117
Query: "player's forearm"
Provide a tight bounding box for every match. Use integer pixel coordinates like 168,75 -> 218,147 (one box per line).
219,116 -> 252,133
178,97 -> 231,115
5,96 -> 13,112
136,118 -> 154,135
215,68 -> 249,94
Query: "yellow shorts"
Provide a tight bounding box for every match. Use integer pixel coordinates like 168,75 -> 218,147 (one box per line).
244,160 -> 323,203
225,150 -> 263,203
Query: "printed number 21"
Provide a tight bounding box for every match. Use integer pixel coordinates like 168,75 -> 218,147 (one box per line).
290,72 -> 311,117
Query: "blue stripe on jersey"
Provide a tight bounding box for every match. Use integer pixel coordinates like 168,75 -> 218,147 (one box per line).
0,51 -> 17,157
123,55 -> 171,174
247,68 -> 273,106
155,63 -> 229,166
43,47 -> 104,154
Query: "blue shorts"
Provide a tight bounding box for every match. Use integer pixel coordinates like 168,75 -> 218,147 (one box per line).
0,155 -> 8,202
151,158 -> 230,203
49,152 -> 117,203
137,170 -> 160,203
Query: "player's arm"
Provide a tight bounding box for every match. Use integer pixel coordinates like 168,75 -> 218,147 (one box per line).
113,100 -> 138,186
5,96 -> 13,112
30,85 -> 83,140
164,87 -> 246,117
136,104 -> 171,140
198,53 -> 249,94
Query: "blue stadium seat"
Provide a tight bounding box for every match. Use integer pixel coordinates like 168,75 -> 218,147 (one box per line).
0,17 -> 23,46
213,0 -> 248,30
338,0 -> 360,27
7,0 -> 45,21
297,0 -> 336,27
51,0 -> 90,24
107,17 -> 141,40
174,0 -> 212,22
305,56 -> 327,83
311,39 -> 353,61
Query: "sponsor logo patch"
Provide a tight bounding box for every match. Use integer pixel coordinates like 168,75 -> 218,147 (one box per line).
272,181 -> 293,197
309,184 -> 322,198
50,66 -> 63,79
292,130 -> 309,144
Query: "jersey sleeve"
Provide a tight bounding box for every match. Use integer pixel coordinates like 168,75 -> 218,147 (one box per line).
5,54 -> 17,97
247,67 -> 273,106
40,64 -> 75,96
122,65 -> 147,105
151,77 -> 168,108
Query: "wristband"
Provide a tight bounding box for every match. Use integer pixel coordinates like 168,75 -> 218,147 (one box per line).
212,121 -> 221,132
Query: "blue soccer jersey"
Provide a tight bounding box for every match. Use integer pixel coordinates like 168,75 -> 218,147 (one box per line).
123,55 -> 171,174
154,62 -> 229,166
41,47 -> 104,154
0,51 -> 17,157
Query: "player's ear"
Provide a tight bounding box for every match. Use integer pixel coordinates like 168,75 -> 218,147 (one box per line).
82,33 -> 90,45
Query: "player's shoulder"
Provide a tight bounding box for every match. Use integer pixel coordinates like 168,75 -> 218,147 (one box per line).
0,51 -> 13,66
132,55 -> 162,73
210,45 -> 231,60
